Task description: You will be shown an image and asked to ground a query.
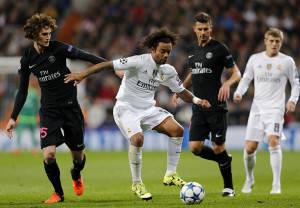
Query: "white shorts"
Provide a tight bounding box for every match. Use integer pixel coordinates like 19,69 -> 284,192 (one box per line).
113,101 -> 173,139
245,112 -> 284,142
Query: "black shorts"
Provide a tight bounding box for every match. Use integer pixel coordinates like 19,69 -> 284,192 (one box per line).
39,104 -> 85,151
189,110 -> 227,144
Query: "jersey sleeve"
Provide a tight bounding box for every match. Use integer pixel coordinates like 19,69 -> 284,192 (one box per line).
11,56 -> 31,120
161,65 -> 185,93
286,58 -> 300,104
58,41 -> 106,64
234,55 -> 254,96
112,55 -> 141,71
221,44 -> 235,69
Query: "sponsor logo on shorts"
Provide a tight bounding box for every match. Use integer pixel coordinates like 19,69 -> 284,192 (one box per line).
40,127 -> 48,139
77,144 -> 84,148
215,134 -> 222,138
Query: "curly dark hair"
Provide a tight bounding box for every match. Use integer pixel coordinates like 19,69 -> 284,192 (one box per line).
142,27 -> 178,49
23,13 -> 57,40
194,12 -> 212,25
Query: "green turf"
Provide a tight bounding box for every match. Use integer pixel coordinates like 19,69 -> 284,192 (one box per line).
0,151 -> 299,207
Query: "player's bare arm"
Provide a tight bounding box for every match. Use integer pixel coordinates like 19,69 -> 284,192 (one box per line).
64,61 -> 114,84
218,64 -> 241,101
177,89 -> 211,108
172,72 -> 193,106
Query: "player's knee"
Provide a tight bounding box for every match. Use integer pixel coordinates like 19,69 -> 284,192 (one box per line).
212,142 -> 225,154
213,139 -> 225,146
245,146 -> 256,154
171,125 -> 184,137
189,143 -> 204,155
130,133 -> 144,147
44,155 -> 56,164
268,136 -> 280,148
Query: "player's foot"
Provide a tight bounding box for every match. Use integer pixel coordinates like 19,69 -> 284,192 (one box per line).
222,188 -> 235,197
73,177 -> 84,196
241,180 -> 254,193
270,185 -> 281,194
163,172 -> 186,187
44,192 -> 64,204
131,182 -> 152,200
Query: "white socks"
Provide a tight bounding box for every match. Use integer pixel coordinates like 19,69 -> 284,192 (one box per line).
243,149 -> 256,182
128,144 -> 142,184
269,145 -> 282,187
166,137 -> 183,176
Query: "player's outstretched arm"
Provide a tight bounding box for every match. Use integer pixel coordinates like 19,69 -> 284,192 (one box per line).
171,72 -> 193,107
64,61 -> 114,84
177,89 -> 211,108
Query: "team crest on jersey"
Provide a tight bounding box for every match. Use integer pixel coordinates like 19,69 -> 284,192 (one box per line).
120,58 -> 128,64
48,55 -> 56,63
160,73 -> 164,80
266,63 -> 272,70
206,52 -> 213,59
277,64 -> 282,70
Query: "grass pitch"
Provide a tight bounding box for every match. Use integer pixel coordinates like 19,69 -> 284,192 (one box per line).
0,151 -> 299,207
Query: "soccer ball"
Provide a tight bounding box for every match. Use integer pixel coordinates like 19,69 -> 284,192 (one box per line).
180,182 -> 205,205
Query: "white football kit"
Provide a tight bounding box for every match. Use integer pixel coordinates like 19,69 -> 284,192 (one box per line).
112,54 -> 185,139
234,51 -> 300,141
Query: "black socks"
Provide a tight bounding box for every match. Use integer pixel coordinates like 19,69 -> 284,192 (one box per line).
216,150 -> 233,189
194,146 -> 233,189
71,154 -> 86,181
43,160 -> 64,197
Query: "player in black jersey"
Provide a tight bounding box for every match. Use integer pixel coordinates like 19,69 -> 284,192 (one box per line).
4,13 -> 106,204
173,12 -> 241,197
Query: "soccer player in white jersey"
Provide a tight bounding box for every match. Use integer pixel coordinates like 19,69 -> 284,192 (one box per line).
64,28 -> 211,200
234,28 -> 300,194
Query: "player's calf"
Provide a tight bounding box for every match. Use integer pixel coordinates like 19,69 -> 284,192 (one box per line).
71,154 -> 86,196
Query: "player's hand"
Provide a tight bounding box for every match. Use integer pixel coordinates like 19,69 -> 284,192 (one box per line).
64,73 -> 84,85
171,93 -> 179,107
5,119 -> 17,139
218,83 -> 230,101
233,93 -> 242,103
286,101 -> 296,113
193,98 -> 211,108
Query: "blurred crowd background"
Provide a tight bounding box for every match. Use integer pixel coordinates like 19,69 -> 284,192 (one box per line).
0,0 -> 299,130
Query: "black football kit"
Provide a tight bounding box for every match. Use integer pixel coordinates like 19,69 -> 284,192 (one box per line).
11,41 -> 105,150
187,39 -> 235,143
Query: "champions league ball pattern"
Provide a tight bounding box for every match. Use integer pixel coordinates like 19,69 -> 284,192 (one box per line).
180,182 -> 205,205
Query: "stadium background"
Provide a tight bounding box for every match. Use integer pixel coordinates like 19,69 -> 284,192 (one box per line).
0,0 -> 300,151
